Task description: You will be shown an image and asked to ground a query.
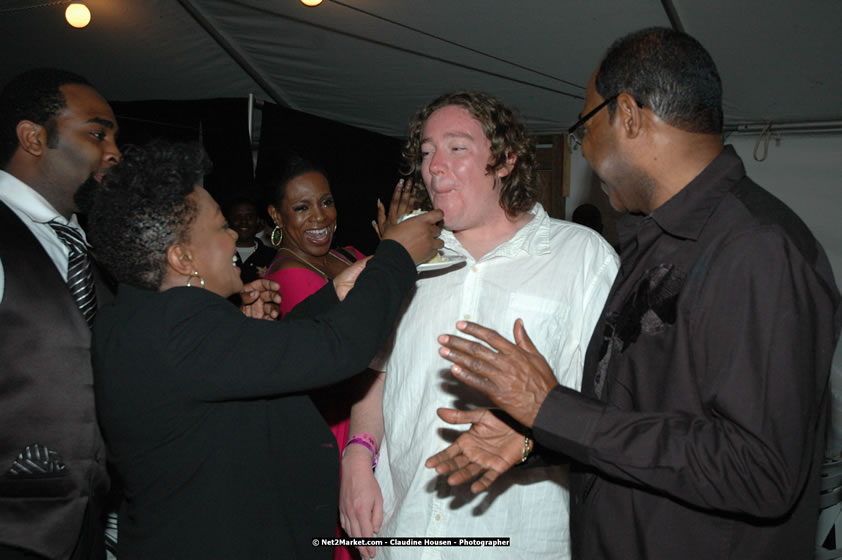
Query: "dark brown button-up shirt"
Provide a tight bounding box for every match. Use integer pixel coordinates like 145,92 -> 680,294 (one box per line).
534,146 -> 841,559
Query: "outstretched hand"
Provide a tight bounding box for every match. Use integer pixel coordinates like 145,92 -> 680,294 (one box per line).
239,278 -> 281,320
372,177 -> 418,240
426,408 -> 525,494
373,176 -> 443,265
438,319 -> 559,428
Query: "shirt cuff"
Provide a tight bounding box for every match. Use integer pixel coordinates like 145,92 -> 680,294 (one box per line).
532,385 -> 606,464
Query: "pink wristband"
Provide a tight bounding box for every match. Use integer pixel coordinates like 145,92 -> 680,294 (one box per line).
345,432 -> 380,468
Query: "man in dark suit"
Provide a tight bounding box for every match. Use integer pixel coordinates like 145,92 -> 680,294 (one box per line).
0,68 -> 120,559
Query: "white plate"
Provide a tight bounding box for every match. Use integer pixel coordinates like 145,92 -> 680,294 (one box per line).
417,253 -> 466,272
398,210 -> 428,223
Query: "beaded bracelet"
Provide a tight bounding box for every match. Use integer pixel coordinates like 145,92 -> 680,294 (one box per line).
345,432 -> 380,468
520,435 -> 533,463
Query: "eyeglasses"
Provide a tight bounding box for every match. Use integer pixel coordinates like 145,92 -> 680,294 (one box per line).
567,94 -> 618,149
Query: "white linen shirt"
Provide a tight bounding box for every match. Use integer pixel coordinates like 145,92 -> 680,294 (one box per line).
0,169 -> 83,303
375,203 -> 619,559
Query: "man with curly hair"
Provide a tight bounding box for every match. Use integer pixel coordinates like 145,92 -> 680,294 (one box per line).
340,91 -> 618,559
0,68 -> 120,559
430,28 -> 840,560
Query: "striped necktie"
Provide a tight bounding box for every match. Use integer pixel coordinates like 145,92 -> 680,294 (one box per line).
48,221 -> 97,327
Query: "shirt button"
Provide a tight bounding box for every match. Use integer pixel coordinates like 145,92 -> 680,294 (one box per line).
435,514 -> 442,521
463,314 -> 471,320
471,266 -> 478,273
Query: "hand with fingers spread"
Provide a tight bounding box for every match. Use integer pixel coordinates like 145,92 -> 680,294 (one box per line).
372,177 -> 419,240
438,318 -> 559,428
425,407 -> 526,493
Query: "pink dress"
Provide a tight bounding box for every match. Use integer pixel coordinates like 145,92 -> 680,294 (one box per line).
265,246 -> 365,560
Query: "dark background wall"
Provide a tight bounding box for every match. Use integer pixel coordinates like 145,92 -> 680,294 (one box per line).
110,98 -> 403,255
255,102 -> 404,256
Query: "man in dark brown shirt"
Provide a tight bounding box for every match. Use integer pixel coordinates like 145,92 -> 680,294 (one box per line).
427,27 -> 842,559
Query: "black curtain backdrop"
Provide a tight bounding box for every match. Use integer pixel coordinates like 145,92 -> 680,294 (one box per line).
109,98 -> 255,209
255,102 -> 403,255
109,98 -> 403,256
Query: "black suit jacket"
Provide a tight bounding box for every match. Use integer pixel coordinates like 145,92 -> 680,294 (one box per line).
92,240 -> 415,559
0,202 -> 112,559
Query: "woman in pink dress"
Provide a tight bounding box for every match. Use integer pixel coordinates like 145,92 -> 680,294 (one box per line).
264,157 -> 365,560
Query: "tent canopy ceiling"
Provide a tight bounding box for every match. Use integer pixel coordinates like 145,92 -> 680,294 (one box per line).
2,0 -> 840,138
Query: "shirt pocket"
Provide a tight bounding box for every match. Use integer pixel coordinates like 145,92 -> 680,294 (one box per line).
504,293 -> 568,366
0,469 -> 73,498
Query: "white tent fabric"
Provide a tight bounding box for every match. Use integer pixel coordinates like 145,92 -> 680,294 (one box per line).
2,0 -> 840,138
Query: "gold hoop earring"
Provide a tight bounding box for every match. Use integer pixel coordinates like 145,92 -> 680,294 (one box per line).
333,223 -> 338,233
186,270 -> 205,288
271,225 -> 283,247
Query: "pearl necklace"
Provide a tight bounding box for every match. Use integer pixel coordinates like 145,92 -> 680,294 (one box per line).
276,247 -> 346,279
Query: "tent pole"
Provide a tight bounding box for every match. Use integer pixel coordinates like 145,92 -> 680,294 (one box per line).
176,0 -> 292,108
660,0 -> 686,33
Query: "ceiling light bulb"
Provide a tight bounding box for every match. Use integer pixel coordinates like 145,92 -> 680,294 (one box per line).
65,2 -> 91,29
300,0 -> 323,6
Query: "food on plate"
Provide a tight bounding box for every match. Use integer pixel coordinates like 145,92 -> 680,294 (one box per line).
425,251 -> 447,264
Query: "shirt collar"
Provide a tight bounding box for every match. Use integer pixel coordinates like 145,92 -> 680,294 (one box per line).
0,169 -> 82,230
440,203 -> 552,259
649,145 -> 746,241
616,145 -> 747,248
